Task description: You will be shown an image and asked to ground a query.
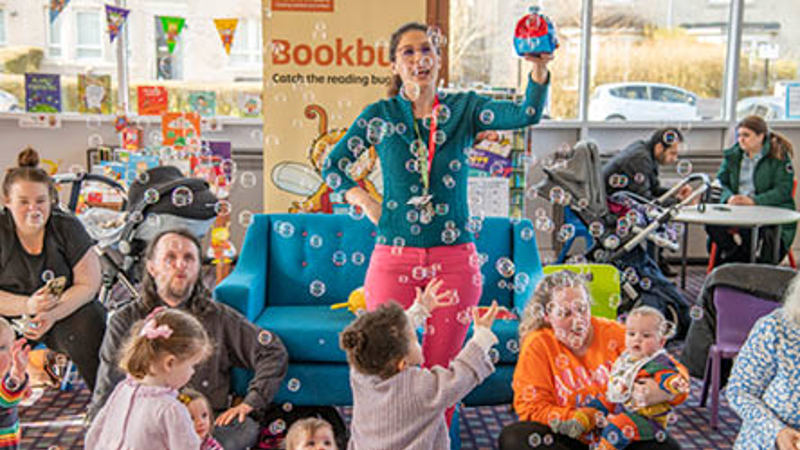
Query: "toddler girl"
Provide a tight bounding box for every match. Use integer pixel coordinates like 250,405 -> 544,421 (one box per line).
340,278 -> 499,449
85,308 -> 213,449
178,388 -> 224,450
284,417 -> 337,450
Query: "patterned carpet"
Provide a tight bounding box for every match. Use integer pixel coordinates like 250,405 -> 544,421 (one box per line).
20,264 -> 743,449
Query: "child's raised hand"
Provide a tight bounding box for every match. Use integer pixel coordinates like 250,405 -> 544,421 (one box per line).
414,278 -> 454,313
10,338 -> 30,382
473,301 -> 499,329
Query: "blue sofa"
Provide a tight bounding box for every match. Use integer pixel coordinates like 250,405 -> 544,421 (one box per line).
214,213 -> 544,407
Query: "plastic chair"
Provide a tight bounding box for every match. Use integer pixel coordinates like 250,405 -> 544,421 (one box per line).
699,286 -> 780,428
556,206 -> 594,264
542,264 -> 620,320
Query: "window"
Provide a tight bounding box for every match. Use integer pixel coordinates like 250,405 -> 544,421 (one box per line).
75,11 -> 103,60
229,19 -> 262,67
737,1 -> 799,120
449,0 -> 582,119
0,10 -> 6,45
47,11 -> 64,58
611,85 -> 648,100
652,86 -> 695,105
588,1 -> 730,121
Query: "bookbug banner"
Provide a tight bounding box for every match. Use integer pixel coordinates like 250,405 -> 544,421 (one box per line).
261,0 -> 425,213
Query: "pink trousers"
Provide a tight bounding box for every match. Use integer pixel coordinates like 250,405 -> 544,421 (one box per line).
363,242 -> 483,372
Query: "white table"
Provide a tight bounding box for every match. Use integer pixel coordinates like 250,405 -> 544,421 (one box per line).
672,204 -> 800,288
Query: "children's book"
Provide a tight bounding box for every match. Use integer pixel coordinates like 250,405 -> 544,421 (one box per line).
137,85 -> 168,116
25,73 -> 61,113
188,91 -> 216,117
78,74 -> 112,114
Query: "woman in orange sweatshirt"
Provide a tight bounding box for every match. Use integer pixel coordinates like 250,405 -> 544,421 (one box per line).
498,271 -> 681,450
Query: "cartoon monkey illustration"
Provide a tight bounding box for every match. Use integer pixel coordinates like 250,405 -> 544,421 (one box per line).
271,104 -> 382,214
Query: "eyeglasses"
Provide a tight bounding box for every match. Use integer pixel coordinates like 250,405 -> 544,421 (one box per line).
395,44 -> 435,63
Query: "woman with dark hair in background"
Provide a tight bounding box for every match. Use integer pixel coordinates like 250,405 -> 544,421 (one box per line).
321,21 -> 553,424
0,147 -> 105,390
706,115 -> 796,267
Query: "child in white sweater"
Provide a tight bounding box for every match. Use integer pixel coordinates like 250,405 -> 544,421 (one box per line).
339,278 -> 499,450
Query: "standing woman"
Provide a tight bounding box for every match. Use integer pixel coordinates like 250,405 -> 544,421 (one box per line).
0,148 -> 105,390
706,115 -> 796,267
321,21 -> 552,414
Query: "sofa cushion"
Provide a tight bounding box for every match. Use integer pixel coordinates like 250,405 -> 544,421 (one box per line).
257,304 -> 523,365
264,214 -> 527,310
256,306 -> 353,363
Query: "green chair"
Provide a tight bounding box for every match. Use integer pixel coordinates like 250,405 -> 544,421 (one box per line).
543,264 -> 621,320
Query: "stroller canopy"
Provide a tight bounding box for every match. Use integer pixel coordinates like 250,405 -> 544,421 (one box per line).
128,166 -> 218,220
533,140 -> 608,220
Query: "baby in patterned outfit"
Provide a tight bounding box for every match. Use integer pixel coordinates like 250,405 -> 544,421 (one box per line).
576,306 -> 690,449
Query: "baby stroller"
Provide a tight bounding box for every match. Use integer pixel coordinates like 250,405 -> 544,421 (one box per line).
532,141 -> 711,339
75,166 -> 219,308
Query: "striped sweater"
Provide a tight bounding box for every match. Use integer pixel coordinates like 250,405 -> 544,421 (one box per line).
0,374 -> 29,449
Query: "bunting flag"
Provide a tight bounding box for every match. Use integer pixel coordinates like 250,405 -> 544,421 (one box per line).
49,0 -> 70,23
214,19 -> 239,55
105,4 -> 131,43
160,16 -> 186,54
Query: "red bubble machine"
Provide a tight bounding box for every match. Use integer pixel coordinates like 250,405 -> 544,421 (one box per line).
513,6 -> 559,57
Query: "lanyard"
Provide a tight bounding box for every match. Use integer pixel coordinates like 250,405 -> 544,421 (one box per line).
412,96 -> 439,195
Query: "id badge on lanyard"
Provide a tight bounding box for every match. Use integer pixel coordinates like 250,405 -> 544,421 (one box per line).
408,96 -> 439,224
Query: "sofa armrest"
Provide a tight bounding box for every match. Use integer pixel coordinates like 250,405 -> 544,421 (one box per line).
214,214 -> 269,322
512,219 -> 544,313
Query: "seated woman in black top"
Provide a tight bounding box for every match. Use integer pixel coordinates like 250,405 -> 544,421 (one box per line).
0,148 -> 105,390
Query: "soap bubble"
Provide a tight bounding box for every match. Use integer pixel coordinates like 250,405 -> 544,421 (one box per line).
170,186 -> 194,207
41,270 -> 55,283
479,109 -> 495,125
332,251 -> 347,267
277,221 -> 295,238
496,257 -> 516,278
257,330 -> 273,346
268,419 -> 286,435
309,280 -> 326,297
309,235 -> 323,248
214,200 -> 232,216
238,210 -> 254,227
690,305 -> 704,320
521,227 -> 535,241
352,252 -> 365,265
677,159 -> 693,177
144,189 -> 160,204
87,134 -> 103,147
240,172 -> 257,188
349,205 -> 365,221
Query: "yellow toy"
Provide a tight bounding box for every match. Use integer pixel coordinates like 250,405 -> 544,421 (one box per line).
207,225 -> 236,265
331,287 -> 367,314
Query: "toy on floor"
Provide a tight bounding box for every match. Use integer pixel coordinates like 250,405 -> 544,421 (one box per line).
330,287 -> 366,315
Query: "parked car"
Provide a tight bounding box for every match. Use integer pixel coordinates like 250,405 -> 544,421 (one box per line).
0,89 -> 20,112
736,95 -> 785,120
589,82 -> 700,121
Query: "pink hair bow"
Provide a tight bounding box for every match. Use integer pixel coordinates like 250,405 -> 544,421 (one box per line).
140,319 -> 173,340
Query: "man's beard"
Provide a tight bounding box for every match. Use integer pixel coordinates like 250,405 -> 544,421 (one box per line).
160,275 -> 194,303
